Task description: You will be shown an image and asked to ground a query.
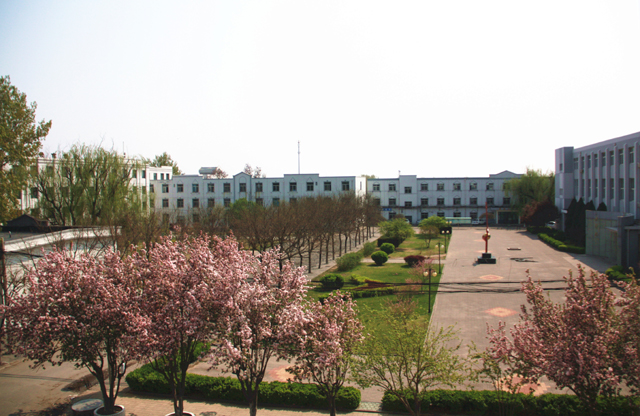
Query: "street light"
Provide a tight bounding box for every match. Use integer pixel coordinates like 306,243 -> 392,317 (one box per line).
440,227 -> 451,254
436,243 -> 443,274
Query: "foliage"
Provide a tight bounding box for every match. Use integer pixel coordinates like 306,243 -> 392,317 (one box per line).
521,199 -> 559,227
604,266 -> 627,281
617,275 -> 640,403
419,216 -> 449,231
371,251 -> 388,266
565,198 -> 586,247
377,236 -> 404,248
320,273 -> 345,289
0,75 -> 51,224
352,298 -> 467,416
503,168 -> 555,217
149,151 -> 182,175
287,291 -> 364,416
379,218 -> 414,241
537,233 -> 585,254
362,242 -> 376,257
597,202 -> 607,212
380,242 -> 395,255
243,164 -> 265,178
404,255 -> 426,267
488,267 -> 622,416
134,233 -> 233,416
127,365 -> 361,410
420,225 -> 439,248
210,246 -> 308,416
336,252 -> 363,272
5,249 -> 144,414
33,144 -> 145,226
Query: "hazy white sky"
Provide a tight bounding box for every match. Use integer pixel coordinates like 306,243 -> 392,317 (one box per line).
2,1 -> 639,178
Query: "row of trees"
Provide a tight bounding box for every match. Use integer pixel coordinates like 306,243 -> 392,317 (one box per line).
3,234 -> 466,416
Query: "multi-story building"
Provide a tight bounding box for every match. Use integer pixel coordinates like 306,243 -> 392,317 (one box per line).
555,130 -> 640,269
367,171 -> 521,225
150,168 -> 368,223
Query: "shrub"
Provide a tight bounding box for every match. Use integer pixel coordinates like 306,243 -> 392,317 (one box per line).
349,274 -> 367,285
127,365 -> 361,411
362,242 -> 376,257
378,237 -> 403,248
320,273 -> 344,289
605,265 -> 627,281
336,252 -> 363,272
380,242 -> 395,255
371,251 -> 388,266
404,255 -> 426,267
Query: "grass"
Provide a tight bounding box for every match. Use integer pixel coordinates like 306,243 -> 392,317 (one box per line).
386,233 -> 450,259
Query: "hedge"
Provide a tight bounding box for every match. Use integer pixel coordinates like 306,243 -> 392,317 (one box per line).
378,237 -> 404,248
538,233 -> 585,254
404,255 -> 426,267
381,389 -> 638,416
320,273 -> 344,289
127,363 -> 361,411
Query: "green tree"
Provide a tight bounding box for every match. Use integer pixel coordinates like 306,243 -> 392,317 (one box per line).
32,144 -> 144,226
419,216 -> 449,231
149,152 -> 182,175
379,217 -> 414,241
504,168 -> 555,217
0,76 -> 51,223
352,298 -> 467,416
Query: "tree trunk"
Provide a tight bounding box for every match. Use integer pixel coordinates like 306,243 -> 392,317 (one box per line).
328,394 -> 337,416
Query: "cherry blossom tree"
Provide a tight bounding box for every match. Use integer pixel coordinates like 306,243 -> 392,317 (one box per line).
488,267 -> 622,416
4,249 -> 144,415
352,298 -> 467,416
210,247 -> 308,416
615,275 -> 640,407
135,233 -> 244,416
287,291 -> 364,416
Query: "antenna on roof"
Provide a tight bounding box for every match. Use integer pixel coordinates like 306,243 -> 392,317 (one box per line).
298,141 -> 301,174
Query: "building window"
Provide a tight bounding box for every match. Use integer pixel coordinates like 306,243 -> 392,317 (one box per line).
255,182 -> 263,192
273,198 -> 280,206
587,179 -> 591,197
420,198 -> 429,206
153,173 -> 158,180
273,182 -> 280,192
503,197 -> 511,206
141,170 -> 146,179
630,148 -> 635,164
162,199 -> 169,208
437,198 -> 445,206
437,183 -> 444,191
208,198 -> 215,207
162,184 -> 169,193
373,183 -> 380,191
630,178 -> 635,200
177,184 -> 184,193
420,183 -> 428,191
177,215 -> 185,225
224,183 -> 231,193
167,174 -> 170,180
470,197 -> 478,205
192,198 -> 200,208
324,181 -> 332,191
421,212 -> 429,219
559,163 -> 564,172
290,182 -> 297,192
619,178 -> 624,199
610,178 -> 615,198
342,181 -> 350,191
192,183 -> 199,193
486,183 -> 494,191
193,214 -> 200,223
207,183 -> 215,193
177,198 -> 184,208
610,151 -> 614,166
389,198 -> 396,206
453,197 -> 461,206
374,198 -> 381,206
602,152 -> 606,166
619,149 -> 624,165
580,156 -> 584,169
437,212 -> 445,217
469,182 -> 477,191
256,198 -> 264,206
594,179 -> 598,198
601,180 -> 605,198
239,183 -> 247,193
224,198 -> 231,207
470,211 -> 478,220
487,197 -> 494,206
586,155 -> 591,168
453,212 -> 462,217
389,183 -> 396,191
404,186 -> 412,194
161,173 -> 165,180
404,201 -> 412,207
453,183 -> 461,191
307,182 -> 314,192
132,169 -> 137,178
150,184 -> 155,193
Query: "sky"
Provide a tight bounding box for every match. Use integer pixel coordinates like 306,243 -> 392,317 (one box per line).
1,1 -> 639,179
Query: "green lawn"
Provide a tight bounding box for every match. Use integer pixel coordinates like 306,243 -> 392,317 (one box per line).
386,233 -> 450,259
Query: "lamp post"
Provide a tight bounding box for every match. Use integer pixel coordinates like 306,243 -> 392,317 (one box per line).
436,243 -> 442,275
441,227 -> 451,254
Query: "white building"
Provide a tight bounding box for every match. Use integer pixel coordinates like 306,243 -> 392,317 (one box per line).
555,130 -> 640,269
150,169 -> 368,223
367,171 -> 521,225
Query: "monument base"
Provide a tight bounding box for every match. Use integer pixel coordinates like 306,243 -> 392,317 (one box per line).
477,252 -> 496,264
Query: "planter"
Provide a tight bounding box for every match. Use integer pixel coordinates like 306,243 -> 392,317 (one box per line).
94,405 -> 125,416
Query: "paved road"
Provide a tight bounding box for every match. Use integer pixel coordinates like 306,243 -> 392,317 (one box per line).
430,227 -> 613,394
